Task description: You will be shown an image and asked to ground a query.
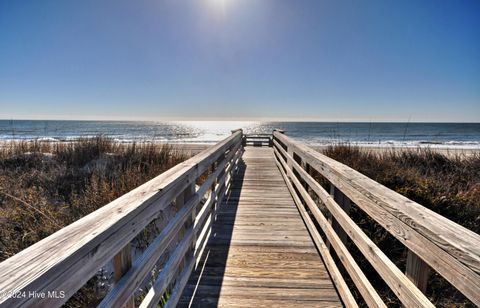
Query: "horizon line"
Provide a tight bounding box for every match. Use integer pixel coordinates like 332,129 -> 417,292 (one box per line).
0,117 -> 479,124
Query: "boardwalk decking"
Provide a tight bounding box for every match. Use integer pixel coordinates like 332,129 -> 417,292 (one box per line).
179,147 -> 342,307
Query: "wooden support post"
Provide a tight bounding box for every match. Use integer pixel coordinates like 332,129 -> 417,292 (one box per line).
326,185 -> 334,250
184,184 -> 195,227
231,129 -> 245,147
406,250 -> 430,294
214,153 -> 226,218
186,183 -> 196,264
211,161 -> 217,195
176,183 -> 195,289
300,161 -> 310,191
326,185 -> 351,250
174,187 -> 185,212
287,147 -> 294,170
174,183 -> 192,271
176,184 -> 195,242
113,245 -> 134,308
273,128 -> 285,153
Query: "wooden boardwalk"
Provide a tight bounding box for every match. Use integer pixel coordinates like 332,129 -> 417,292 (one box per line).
2,131 -> 478,308
179,147 -> 342,307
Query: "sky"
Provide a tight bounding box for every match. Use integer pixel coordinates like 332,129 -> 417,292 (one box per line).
0,0 -> 479,122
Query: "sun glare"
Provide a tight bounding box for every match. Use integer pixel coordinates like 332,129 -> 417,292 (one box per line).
210,0 -> 226,5
208,0 -> 228,13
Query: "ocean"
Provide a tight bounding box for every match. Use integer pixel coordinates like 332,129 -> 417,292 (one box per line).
1,120 -> 479,149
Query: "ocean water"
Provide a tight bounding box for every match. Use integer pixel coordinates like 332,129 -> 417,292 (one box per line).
0,120 -> 479,149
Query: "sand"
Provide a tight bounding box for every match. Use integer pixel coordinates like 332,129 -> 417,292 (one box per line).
169,143 -> 479,158
312,145 -> 479,158
1,140 -> 478,158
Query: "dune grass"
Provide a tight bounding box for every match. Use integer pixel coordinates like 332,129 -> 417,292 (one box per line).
320,145 -> 479,307
1,140 -> 478,307
322,145 -> 480,233
0,137 -> 189,306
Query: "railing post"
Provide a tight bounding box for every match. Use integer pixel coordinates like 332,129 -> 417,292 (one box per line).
231,129 -> 245,147
326,185 -> 351,250
211,159 -> 218,202
186,183 -> 196,260
175,182 -> 195,293
113,245 -> 134,308
405,250 -> 430,294
174,182 -> 196,243
301,162 -> 310,190
272,129 -> 284,148
230,129 -> 242,136
184,183 -> 196,229
213,153 -> 225,218
278,130 -> 293,169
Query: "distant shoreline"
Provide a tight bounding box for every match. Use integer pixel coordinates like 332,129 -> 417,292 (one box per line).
138,143 -> 480,157
1,139 -> 479,157
173,143 -> 480,157
2,121 -> 479,151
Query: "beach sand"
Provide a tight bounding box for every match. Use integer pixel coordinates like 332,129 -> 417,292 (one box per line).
171,143 -> 480,158
1,140 -> 478,158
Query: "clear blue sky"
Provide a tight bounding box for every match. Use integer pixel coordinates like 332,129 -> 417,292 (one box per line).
0,0 -> 479,122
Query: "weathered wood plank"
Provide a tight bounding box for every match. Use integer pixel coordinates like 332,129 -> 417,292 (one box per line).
0,131 -> 242,308
276,142 -> 434,307
139,228 -> 194,308
275,155 -> 359,308
112,245 -> 134,308
405,250 -> 430,294
179,147 -> 342,307
98,142 -> 242,308
179,297 -> 341,308
274,132 -> 480,305
276,147 -> 389,307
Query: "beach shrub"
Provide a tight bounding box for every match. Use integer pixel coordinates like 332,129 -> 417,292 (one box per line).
0,137 -> 189,307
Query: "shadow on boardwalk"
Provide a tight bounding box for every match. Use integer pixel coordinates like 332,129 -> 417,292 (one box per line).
178,158 -> 246,307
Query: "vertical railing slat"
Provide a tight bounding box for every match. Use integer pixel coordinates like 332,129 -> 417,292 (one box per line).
406,250 -> 431,294
113,245 -> 134,308
330,186 -> 351,246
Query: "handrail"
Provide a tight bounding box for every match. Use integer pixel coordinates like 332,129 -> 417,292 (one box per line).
0,130 -> 244,308
244,133 -> 272,147
272,131 -> 480,307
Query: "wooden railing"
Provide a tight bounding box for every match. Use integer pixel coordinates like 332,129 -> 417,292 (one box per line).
0,129 -> 244,308
272,130 -> 480,307
243,133 -> 272,147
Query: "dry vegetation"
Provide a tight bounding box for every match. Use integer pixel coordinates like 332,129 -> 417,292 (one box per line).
320,145 -> 480,307
1,139 -> 479,307
0,137 -> 189,306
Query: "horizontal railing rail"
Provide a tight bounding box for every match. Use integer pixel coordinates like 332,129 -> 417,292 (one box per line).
272,130 -> 480,307
244,133 -> 272,147
0,129 -> 244,308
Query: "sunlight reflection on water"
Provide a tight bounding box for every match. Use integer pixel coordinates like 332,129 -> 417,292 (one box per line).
0,120 -> 479,149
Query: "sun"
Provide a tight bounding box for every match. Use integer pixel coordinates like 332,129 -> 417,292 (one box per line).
208,0 -> 228,11
210,0 -> 227,5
